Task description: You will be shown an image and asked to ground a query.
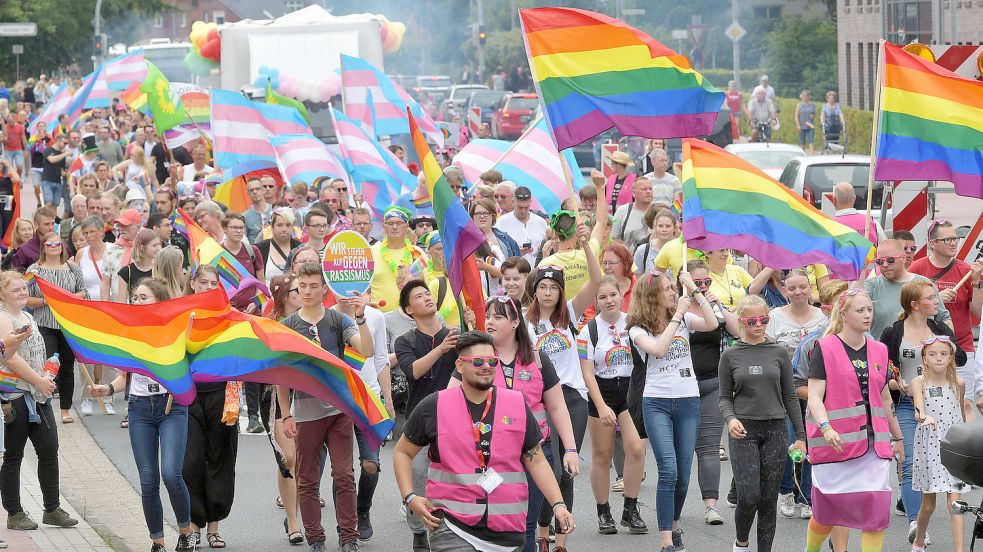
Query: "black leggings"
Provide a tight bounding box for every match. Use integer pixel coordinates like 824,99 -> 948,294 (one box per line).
538,385 -> 588,529
40,327 -> 77,411
0,396 -> 60,515
729,418 -> 787,552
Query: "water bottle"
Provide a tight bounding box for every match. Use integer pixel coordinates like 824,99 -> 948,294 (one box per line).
43,352 -> 60,378
789,446 -> 804,464
710,300 -> 726,326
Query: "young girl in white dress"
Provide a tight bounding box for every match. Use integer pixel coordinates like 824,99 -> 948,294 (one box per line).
910,336 -> 968,552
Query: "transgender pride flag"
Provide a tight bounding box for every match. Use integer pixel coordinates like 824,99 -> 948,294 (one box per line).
30,81 -> 73,134
104,50 -> 148,90
79,68 -> 111,109
269,134 -> 348,186
341,54 -> 443,146
211,89 -> 312,171
62,67 -> 104,128
453,118 -> 585,215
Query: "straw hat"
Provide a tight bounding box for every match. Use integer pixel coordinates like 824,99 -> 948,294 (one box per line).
610,150 -> 634,167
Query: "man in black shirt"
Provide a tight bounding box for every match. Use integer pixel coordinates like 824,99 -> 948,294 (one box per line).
394,331 -> 574,551
41,134 -> 70,210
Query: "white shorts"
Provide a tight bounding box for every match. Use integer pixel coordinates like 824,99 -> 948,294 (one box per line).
962,351 -> 978,400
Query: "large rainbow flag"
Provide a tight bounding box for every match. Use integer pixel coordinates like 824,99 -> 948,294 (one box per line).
874,42 -> 983,199
681,139 -> 875,280
518,7 -> 724,150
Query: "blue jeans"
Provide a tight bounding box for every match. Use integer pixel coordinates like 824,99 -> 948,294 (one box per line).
128,394 -> 191,539
642,396 -> 700,531
779,414 -> 812,504
523,442 -> 554,552
41,180 -> 61,207
896,396 -> 920,522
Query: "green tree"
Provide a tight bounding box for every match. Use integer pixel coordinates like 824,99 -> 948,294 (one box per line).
762,14 -> 837,98
0,0 -> 172,80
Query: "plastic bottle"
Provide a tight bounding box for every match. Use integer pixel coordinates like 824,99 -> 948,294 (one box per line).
43,352 -> 60,378
789,447 -> 804,464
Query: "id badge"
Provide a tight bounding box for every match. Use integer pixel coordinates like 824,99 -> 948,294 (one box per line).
477,467 -> 504,493
678,368 -> 692,378
749,366 -> 763,375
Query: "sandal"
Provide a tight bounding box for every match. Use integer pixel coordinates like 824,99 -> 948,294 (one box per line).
120,416 -> 128,429
288,531 -> 303,545
206,533 -> 226,549
61,415 -> 74,424
719,446 -> 728,461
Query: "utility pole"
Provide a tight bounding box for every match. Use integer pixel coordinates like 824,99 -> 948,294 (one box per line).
732,0 -> 741,89
477,0 -> 485,81
93,0 -> 103,70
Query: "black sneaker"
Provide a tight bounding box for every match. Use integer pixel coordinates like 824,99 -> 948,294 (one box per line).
357,510 -> 373,541
151,544 -> 166,552
412,531 -> 430,552
596,503 -> 617,534
672,528 -> 685,552
175,532 -> 195,552
246,417 -> 264,433
620,499 -> 648,534
895,497 -> 906,516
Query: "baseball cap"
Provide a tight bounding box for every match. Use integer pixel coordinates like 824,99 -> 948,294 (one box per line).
114,208 -> 142,227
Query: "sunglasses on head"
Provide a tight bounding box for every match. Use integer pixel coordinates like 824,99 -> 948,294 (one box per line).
740,315 -> 770,327
928,218 -> 949,238
874,255 -> 902,266
836,287 -> 869,308
921,335 -> 952,346
459,355 -> 500,368
486,295 -> 519,315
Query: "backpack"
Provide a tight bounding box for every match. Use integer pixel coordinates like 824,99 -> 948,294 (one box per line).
625,334 -> 650,439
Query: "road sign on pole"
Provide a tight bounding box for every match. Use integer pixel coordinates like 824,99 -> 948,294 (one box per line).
12,45 -> 23,81
688,24 -> 705,45
726,21 -> 746,42
0,22 -> 37,37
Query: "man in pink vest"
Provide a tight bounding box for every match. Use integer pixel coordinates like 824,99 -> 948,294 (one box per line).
832,182 -> 885,245
394,331 -> 574,552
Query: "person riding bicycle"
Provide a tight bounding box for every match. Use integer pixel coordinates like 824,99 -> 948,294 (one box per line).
746,88 -> 777,142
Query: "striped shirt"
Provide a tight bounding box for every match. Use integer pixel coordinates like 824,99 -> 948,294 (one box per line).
26,263 -> 88,329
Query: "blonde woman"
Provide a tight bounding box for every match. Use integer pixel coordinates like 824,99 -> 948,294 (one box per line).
152,246 -> 187,300
1,218 -> 35,270
117,228 -> 162,303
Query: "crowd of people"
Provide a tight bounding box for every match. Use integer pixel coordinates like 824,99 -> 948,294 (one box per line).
0,73 -> 979,552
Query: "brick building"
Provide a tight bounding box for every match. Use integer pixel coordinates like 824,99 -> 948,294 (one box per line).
837,0 -> 983,110
140,0 -> 325,44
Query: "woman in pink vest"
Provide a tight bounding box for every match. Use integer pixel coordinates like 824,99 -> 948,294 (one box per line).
604,151 -> 636,215
804,289 -> 905,552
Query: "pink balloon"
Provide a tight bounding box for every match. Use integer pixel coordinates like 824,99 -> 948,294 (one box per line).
324,74 -> 341,97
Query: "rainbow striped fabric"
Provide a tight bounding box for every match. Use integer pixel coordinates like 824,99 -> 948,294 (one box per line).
453,118 -> 585,214
518,7 -> 724,150
29,82 -> 73,135
874,42 -> 983,198
104,50 -> 148,91
269,134 -> 348,186
343,346 -> 366,371
681,139 -> 874,280
341,54 -> 443,146
0,369 -> 20,393
211,88 -> 312,171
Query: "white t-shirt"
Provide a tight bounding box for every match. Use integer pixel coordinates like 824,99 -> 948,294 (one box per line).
182,163 -> 213,181
332,305 -> 386,396
494,211 -> 548,267
527,301 -> 587,400
577,313 -> 633,379
130,373 -> 167,396
765,306 -> 827,359
629,312 -> 699,398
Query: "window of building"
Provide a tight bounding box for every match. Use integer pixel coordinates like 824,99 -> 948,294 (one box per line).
203,12 -> 210,23
858,43 -> 865,109
886,1 -> 933,44
180,12 -> 187,28
846,42 -> 853,106
752,5 -> 783,18
868,42 -> 877,110
153,14 -> 164,28
286,0 -> 306,11
213,10 -> 226,25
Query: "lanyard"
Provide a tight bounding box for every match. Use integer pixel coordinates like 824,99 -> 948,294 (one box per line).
470,389 -> 494,471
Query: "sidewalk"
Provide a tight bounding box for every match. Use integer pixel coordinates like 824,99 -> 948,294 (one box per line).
1,411 -> 177,551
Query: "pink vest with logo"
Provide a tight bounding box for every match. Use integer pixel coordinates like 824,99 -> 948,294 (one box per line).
605,172 -> 636,214
836,212 -> 879,246
494,357 -> 549,441
426,387 -> 529,533
805,335 -> 893,464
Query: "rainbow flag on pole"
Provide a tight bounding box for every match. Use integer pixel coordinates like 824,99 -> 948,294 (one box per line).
681,139 -> 874,279
518,7 -> 724,150
874,42 -> 983,198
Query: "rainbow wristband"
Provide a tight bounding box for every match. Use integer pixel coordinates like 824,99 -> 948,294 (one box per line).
818,421 -> 832,434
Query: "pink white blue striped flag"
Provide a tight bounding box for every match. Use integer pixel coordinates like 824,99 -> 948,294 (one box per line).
165,123 -> 213,149
331,108 -> 416,220
211,88 -> 312,171
30,81 -> 73,134
104,50 -> 148,91
269,134 -> 348,186
62,67 -> 104,128
341,54 -> 443,146
453,118 -> 585,215
79,68 -> 111,109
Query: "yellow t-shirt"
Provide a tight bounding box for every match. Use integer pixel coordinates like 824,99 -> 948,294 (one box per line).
653,239 -> 703,278
804,264 -> 830,291
428,274 -> 460,328
708,264 -> 754,309
538,239 -> 602,298
368,241 -> 423,312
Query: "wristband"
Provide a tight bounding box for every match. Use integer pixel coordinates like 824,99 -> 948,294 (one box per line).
108,382 -> 116,396
403,492 -> 418,506
891,437 -> 903,442
0,338 -> 6,359
563,448 -> 577,454
818,421 -> 832,433
552,501 -> 566,511
282,415 -> 293,421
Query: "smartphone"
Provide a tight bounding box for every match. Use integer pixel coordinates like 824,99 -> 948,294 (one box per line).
523,242 -> 532,249
14,324 -> 30,334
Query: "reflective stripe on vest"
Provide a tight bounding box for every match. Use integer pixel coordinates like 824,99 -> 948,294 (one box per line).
426,387 -> 530,533
805,335 -> 893,464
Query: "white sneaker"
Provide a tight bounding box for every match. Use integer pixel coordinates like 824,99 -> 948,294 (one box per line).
797,503 -> 813,519
908,520 -> 933,545
79,399 -> 93,417
733,542 -> 749,552
778,492 -> 796,517
104,402 -> 116,415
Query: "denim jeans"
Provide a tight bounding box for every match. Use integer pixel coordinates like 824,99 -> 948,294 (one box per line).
896,395 -> 920,522
523,443 -> 554,552
41,180 -> 61,208
127,394 -> 191,539
642,396 -> 700,531
353,426 -> 380,513
779,402 -> 812,505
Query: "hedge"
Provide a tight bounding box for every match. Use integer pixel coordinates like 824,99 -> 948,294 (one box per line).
738,96 -> 874,155
700,68 -> 762,89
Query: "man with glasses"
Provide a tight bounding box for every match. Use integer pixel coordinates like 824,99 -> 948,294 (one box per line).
495,186 -> 547,267
278,262 -> 374,552
493,181 -> 516,214
863,239 -> 952,339
832,182 -> 886,245
909,219 -> 983,420
298,208 -> 331,256
444,166 -> 465,202
243,176 -> 272,244
260,175 -> 279,204
320,186 -> 351,231
370,207 -> 424,313
352,208 -> 377,245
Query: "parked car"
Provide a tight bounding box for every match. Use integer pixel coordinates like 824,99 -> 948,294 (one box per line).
492,93 -> 538,139
414,75 -> 452,101
442,84 -> 489,118
464,90 -> 508,132
724,143 -> 805,180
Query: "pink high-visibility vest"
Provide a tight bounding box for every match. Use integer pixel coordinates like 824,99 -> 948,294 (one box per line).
494,357 -> 549,442
836,212 -> 879,246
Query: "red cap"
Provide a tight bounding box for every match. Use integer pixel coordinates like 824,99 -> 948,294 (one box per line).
114,208 -> 142,227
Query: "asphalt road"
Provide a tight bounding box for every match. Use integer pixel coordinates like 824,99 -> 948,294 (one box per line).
78,396 -> 982,552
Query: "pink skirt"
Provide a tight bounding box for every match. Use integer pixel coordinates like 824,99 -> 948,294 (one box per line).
811,449 -> 892,531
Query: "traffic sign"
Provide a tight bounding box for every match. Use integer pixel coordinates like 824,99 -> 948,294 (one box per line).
11,45 -> 23,55
725,22 -> 746,42
622,8 -> 646,16
688,24 -> 705,45
0,22 -> 37,37
671,29 -> 688,41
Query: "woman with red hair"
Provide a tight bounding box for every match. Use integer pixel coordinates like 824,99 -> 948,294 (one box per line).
601,242 -> 636,310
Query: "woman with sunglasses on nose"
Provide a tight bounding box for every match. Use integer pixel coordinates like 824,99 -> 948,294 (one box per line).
579,276 -> 648,535
600,243 -> 635,310
25,232 -> 87,424
527,235 -> 601,552
683,260 -> 740,526
804,289 -> 905,552
627,271 -> 718,552
719,295 -> 806,552
449,295 -> 581,552
877,280 -> 964,544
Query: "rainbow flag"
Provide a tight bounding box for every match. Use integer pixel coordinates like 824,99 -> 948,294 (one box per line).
179,86 -> 210,124
343,345 -> 366,371
0,369 -> 19,393
874,42 -> 983,198
32,275 -> 230,405
120,81 -> 149,113
170,212 -> 188,240
681,139 -> 875,280
518,7 -> 724,150
408,110 -> 486,330
671,194 -> 683,218
187,310 -> 393,447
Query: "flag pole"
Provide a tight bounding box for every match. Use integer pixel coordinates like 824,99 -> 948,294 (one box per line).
463,113 -> 544,195
863,40 -> 886,240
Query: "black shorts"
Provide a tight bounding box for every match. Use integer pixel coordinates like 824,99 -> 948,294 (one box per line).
588,376 -> 631,418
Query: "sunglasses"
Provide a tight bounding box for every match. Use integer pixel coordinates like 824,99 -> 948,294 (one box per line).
288,287 -> 299,294
921,335 -> 952,345
903,244 -> 918,253
836,287 -> 869,307
486,295 -> 519,315
874,255 -> 902,266
459,355 -> 500,368
516,195 -> 531,201
692,277 -> 712,287
494,194 -> 513,199
739,315 -> 770,327
45,241 -> 62,247
263,184 -> 276,189
928,218 -> 949,238
336,187 -> 348,193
